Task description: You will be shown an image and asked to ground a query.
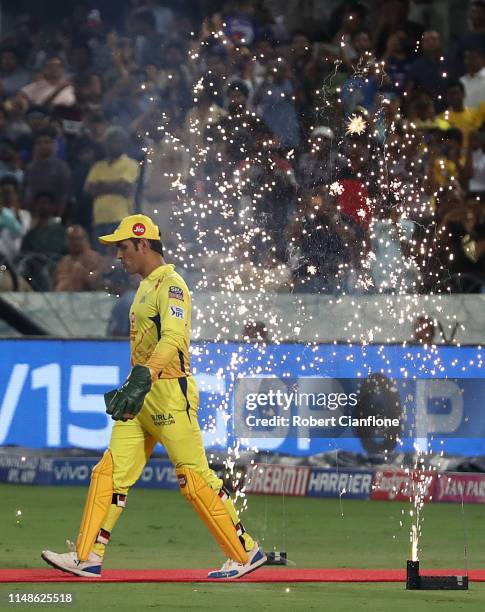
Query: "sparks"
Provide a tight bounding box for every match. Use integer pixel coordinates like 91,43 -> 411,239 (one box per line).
346,115 -> 367,135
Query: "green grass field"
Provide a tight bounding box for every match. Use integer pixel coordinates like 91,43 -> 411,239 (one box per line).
0,483 -> 484,611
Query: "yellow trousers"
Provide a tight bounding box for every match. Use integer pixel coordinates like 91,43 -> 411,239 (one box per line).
109,376 -> 221,494
89,375 -> 254,559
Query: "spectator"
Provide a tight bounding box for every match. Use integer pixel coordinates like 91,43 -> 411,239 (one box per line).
225,47 -> 257,105
406,30 -> 458,113
0,175 -> 30,260
205,47 -> 230,87
106,269 -> 138,336
0,200 -> 22,261
304,42 -> 346,98
21,56 -> 75,108
107,288 -> 137,336
288,31 -> 313,123
0,138 -> 23,183
20,191 -> 67,259
336,136 -> 374,230
370,204 -> 417,293
330,4 -> 367,62
467,130 -> 485,197
467,0 -> 485,48
183,76 -> 226,156
133,111 -> 189,254
223,2 -> 263,47
67,41 -> 93,75
341,30 -> 379,114
453,0 -> 485,65
252,39 -> 275,87
423,204 -> 484,292
23,127 -> 71,215
54,73 -> 103,137
239,134 -> 297,260
460,46 -> 485,110
53,225 -> 103,291
406,92 -> 444,129
372,0 -> 423,60
141,0 -> 174,36
412,315 -> 436,344
85,126 -> 139,247
103,67 -> 156,126
381,30 -> 414,95
84,110 -> 110,145
70,137 -> 100,231
0,47 -> 31,98
144,45 -> 192,128
438,80 -> 482,151
103,34 -> 138,89
3,91 -> 31,144
211,80 -> 262,165
242,320 -> 269,342
5,14 -> 38,64
297,126 -> 336,191
254,57 -> 299,149
24,107 -> 49,135
428,128 -> 466,194
130,7 -> 163,67
286,190 -> 350,293
0,252 -> 32,291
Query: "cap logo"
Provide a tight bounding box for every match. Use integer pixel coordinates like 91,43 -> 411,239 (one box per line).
132,223 -> 146,236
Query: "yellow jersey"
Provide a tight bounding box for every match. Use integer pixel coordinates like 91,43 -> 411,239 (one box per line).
437,107 -> 482,149
129,263 -> 192,379
86,154 -> 140,225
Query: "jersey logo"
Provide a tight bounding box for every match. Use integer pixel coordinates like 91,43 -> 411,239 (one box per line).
132,223 -> 146,236
170,305 -> 184,319
168,286 -> 184,301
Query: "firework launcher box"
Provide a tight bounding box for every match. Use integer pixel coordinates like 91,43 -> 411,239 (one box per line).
406,560 -> 468,590
266,551 -> 288,566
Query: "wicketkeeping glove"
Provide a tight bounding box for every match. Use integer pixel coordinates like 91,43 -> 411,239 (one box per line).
104,365 -> 152,421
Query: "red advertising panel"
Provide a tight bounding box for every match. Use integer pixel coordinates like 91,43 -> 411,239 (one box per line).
371,470 -> 436,502
244,464 -> 310,496
434,473 -> 485,504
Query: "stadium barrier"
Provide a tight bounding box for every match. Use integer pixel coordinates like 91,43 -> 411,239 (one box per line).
1,454 -> 484,504
1,292 -> 485,343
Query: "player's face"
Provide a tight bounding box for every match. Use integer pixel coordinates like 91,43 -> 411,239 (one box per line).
116,240 -> 142,275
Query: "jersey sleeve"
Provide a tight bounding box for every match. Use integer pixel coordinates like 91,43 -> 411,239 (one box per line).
144,277 -> 189,379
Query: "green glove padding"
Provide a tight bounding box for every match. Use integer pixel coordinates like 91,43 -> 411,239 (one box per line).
104,365 -> 152,421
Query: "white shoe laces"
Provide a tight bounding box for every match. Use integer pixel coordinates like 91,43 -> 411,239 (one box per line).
220,559 -> 238,571
65,539 -> 76,552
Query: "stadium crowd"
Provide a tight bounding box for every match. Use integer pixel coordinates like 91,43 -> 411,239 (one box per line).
0,0 -> 484,297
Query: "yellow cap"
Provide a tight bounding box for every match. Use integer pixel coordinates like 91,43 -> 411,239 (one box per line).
98,214 -> 161,245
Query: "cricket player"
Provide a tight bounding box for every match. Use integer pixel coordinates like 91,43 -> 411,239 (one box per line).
41,214 -> 266,579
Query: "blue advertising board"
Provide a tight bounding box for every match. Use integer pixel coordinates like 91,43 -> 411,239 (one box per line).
0,339 -> 484,455
0,454 -> 179,489
306,468 -> 374,499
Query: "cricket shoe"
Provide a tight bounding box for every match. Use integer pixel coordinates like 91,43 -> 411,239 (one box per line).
41,545 -> 102,578
208,542 -> 267,579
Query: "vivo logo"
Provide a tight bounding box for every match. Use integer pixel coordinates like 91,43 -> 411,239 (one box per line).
54,463 -> 92,481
